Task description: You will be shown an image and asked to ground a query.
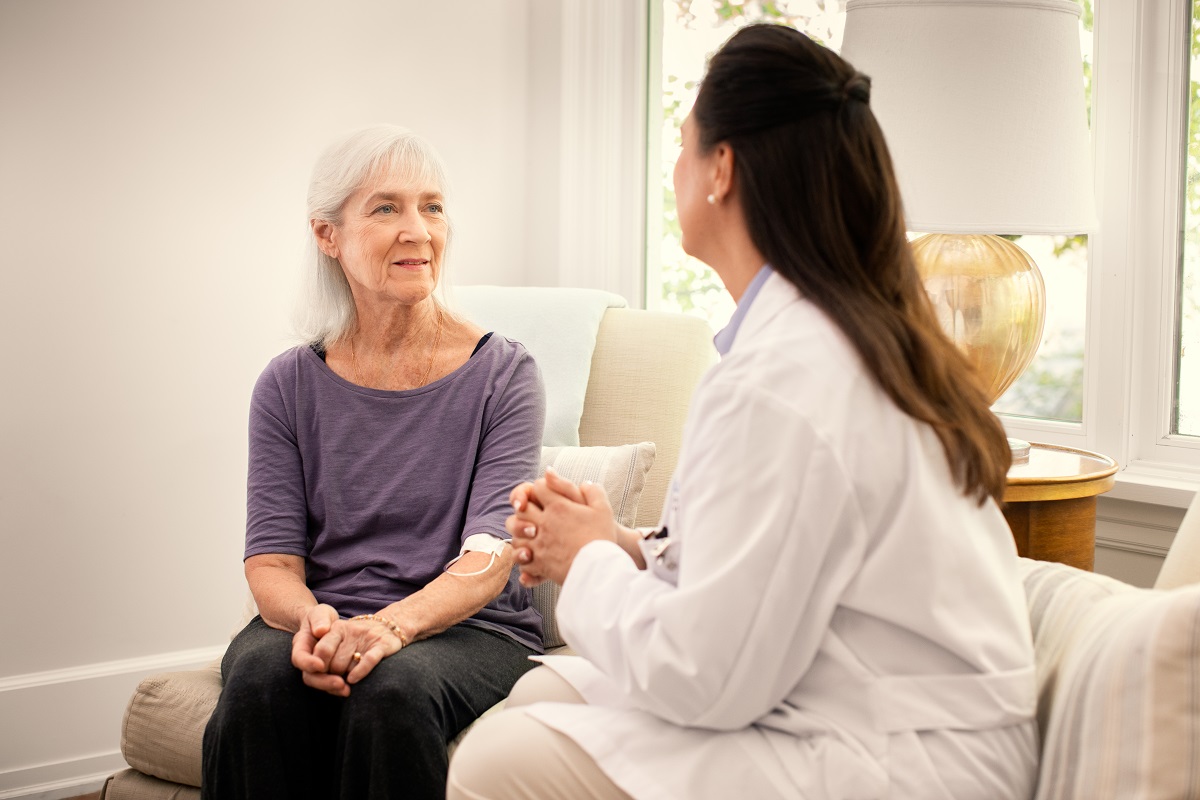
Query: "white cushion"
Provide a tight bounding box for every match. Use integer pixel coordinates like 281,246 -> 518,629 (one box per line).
1155,489 -> 1200,589
451,285 -> 627,447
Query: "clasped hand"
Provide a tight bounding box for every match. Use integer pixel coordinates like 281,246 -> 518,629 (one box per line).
508,467 -> 619,587
291,606 -> 404,697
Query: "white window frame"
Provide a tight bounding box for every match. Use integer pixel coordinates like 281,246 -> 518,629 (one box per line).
1003,0 -> 1200,506
558,0 -> 1200,507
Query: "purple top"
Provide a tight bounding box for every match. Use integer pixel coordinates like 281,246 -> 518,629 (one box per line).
244,335 -> 546,652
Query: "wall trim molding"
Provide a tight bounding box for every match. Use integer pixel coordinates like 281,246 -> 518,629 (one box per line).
1096,534 -> 1173,558
1,645 -> 225,797
0,645 -> 226,693
1096,512 -> 1181,535
0,759 -> 115,800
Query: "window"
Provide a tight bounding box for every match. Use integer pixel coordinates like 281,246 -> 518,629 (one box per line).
1090,0 -> 1200,494
650,0 -> 1092,425
642,0 -> 1200,501
1176,0 -> 1200,436
650,1 -> 846,331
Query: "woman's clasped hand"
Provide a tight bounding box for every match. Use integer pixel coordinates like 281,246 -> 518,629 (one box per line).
507,468 -> 620,588
290,605 -> 405,695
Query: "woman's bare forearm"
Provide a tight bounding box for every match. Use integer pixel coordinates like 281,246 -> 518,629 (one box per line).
245,554 -> 319,633
248,546 -> 516,642
379,548 -> 513,643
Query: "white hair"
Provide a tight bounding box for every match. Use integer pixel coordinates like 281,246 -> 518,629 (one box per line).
294,124 -> 453,345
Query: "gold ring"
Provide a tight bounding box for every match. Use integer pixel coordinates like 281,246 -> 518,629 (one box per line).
352,651 -> 363,663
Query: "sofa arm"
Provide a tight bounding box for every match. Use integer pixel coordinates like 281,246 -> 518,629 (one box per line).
121,662 -> 222,788
102,768 -> 201,800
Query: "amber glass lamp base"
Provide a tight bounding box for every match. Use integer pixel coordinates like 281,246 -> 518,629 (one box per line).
912,233 -> 1045,459
912,233 -> 1047,405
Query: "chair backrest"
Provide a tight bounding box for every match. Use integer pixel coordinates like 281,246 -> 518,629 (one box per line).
580,307 -> 716,527
1154,489 -> 1200,589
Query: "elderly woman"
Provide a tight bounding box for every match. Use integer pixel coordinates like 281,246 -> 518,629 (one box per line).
449,24 -> 1036,800
201,125 -> 545,800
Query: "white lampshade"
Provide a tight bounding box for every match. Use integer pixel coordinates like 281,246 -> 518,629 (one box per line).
840,0 -> 1097,234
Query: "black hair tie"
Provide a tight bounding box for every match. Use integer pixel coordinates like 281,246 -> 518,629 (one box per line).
843,73 -> 871,104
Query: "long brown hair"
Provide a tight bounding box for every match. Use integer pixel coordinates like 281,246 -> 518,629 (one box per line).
692,24 -> 1010,504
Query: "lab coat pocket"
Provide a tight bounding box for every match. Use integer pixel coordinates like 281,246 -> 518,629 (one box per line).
820,735 -> 889,800
639,537 -> 681,586
769,731 -> 888,800
878,731 -> 956,800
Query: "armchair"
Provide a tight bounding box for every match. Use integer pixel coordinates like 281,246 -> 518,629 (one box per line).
100,303 -> 717,799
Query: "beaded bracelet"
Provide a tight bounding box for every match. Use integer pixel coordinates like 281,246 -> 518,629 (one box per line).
350,613 -> 408,647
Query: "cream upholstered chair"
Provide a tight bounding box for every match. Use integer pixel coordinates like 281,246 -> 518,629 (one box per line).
1152,488 -> 1200,590
100,305 -> 717,800
1019,486 -> 1200,799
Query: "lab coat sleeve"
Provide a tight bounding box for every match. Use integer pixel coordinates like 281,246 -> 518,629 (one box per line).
554,377 -> 869,731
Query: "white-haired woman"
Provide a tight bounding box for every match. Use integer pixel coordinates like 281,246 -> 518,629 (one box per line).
201,125 -> 546,800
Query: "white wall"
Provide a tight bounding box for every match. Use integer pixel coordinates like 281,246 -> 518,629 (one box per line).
525,0 -> 564,288
0,0 -> 554,794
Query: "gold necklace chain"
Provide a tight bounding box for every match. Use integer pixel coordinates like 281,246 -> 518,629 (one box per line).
350,305 -> 444,389
419,306 -> 444,387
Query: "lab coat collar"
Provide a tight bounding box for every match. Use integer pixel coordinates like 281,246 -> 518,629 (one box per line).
725,270 -> 804,355
713,264 -> 774,356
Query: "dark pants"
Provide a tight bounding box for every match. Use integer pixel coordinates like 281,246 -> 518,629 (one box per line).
201,617 -> 537,800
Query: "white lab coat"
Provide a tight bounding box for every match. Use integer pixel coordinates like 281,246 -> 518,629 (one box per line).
526,273 -> 1038,800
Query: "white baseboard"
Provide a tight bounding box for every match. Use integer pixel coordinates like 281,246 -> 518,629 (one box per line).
0,760 -> 114,800
0,646 -> 225,797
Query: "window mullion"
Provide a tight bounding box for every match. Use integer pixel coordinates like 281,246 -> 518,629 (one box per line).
1088,0 -> 1147,469
1128,0 -> 1197,467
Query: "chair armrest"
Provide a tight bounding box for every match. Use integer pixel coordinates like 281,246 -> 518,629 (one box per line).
121,661 -> 222,788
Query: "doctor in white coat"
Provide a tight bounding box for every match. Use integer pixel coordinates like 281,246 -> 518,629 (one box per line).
448,24 -> 1038,800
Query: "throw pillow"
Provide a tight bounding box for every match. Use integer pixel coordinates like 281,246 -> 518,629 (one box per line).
529,442 -> 656,648
1022,558 -> 1200,799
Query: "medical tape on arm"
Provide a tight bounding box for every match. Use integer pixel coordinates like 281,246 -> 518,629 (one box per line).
443,533 -> 510,577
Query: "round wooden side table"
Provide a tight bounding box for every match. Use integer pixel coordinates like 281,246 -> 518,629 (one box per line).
1003,443 -> 1119,571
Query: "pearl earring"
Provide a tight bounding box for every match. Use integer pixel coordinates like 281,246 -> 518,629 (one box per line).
707,194 -> 716,205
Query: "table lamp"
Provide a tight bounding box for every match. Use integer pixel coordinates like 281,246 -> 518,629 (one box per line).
840,0 -> 1097,456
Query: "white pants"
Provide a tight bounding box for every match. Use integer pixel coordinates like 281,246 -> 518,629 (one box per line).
447,667 -> 633,800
